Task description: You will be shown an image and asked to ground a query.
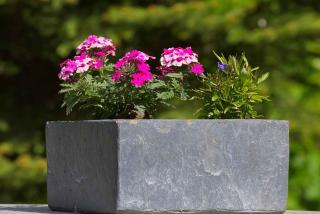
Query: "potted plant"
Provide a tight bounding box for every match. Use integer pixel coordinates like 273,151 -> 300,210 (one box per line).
46,35 -> 289,214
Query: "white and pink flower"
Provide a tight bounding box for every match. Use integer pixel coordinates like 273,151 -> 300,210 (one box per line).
58,54 -> 104,80
59,35 -> 115,80
159,47 -> 204,75
76,35 -> 116,57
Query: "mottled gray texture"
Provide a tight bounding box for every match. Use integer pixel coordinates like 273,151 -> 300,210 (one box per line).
46,121 -> 118,213
0,205 -> 318,214
46,120 -> 289,214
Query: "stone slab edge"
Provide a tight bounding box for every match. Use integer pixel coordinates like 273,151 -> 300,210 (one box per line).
0,205 -> 319,214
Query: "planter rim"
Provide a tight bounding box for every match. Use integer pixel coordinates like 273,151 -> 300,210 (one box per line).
47,119 -> 288,124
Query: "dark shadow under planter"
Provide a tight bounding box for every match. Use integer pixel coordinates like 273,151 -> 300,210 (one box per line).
46,119 -> 289,214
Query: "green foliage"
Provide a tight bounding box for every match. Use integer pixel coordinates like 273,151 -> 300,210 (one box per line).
60,63 -> 188,119
1,0 -> 320,209
0,137 -> 46,203
195,53 -> 269,119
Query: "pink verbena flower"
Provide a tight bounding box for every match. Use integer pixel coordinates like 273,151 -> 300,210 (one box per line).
157,66 -> 174,76
160,47 -> 198,67
191,63 -> 204,74
137,62 -> 150,73
73,54 -> 91,73
76,35 -> 116,57
94,51 -> 107,57
111,71 -> 123,81
58,59 -> 77,80
115,50 -> 155,69
59,54 -> 103,81
113,50 -> 155,87
159,47 -> 204,75
131,71 -> 153,87
90,58 -> 104,69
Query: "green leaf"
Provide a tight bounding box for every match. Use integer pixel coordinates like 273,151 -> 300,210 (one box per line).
134,105 -> 146,119
59,86 -> 77,93
251,67 -> 259,72
104,63 -> 114,72
157,91 -> 174,100
194,107 -> 203,115
64,95 -> 80,115
59,82 -> 79,94
180,91 -> 188,100
213,50 -> 226,64
166,72 -> 183,78
242,53 -> 249,67
211,95 -> 219,102
85,74 -> 93,82
148,81 -> 166,89
257,72 -> 269,84
224,106 -> 230,114
79,103 -> 104,110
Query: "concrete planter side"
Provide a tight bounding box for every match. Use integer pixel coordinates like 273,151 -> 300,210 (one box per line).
46,119 -> 289,214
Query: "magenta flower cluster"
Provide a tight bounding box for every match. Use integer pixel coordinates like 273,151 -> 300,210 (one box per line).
59,35 -> 205,87
58,54 -> 105,80
159,47 -> 204,75
76,35 -> 116,57
113,50 -> 155,87
59,35 -> 116,80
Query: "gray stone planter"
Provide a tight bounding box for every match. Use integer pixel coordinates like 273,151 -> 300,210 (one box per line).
46,119 -> 289,214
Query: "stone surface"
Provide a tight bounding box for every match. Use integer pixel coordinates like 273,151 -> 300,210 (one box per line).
1,205 -> 319,214
46,119 -> 289,214
46,121 -> 118,213
0,204 -> 69,214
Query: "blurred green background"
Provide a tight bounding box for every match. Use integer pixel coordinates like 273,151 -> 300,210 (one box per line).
0,0 -> 320,210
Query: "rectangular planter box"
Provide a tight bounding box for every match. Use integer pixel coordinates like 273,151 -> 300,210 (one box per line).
46,119 -> 289,214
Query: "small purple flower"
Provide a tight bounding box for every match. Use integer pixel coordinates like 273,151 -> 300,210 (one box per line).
217,62 -> 228,71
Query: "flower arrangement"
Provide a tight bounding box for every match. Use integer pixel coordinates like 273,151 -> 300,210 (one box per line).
59,35 -> 268,119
